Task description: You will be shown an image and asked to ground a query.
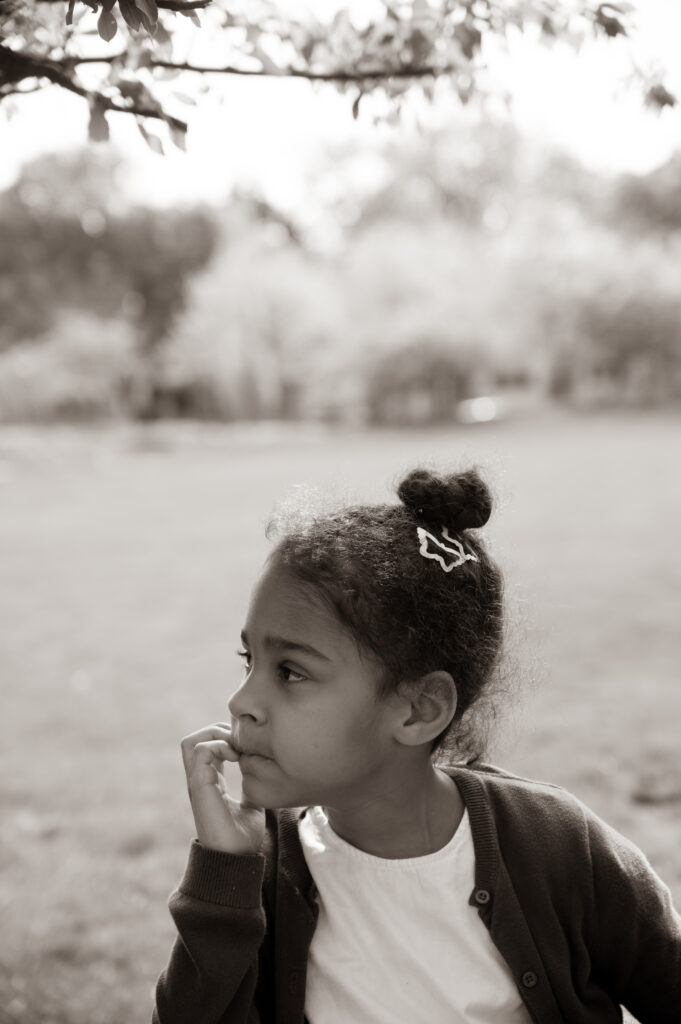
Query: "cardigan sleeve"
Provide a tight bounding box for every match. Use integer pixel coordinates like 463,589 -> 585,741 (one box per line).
587,814 -> 681,1023
152,840 -> 268,1024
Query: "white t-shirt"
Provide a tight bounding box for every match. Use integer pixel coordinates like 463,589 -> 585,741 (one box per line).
298,805 -> 532,1024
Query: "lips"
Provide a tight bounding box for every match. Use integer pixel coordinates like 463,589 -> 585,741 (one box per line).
231,736 -> 271,760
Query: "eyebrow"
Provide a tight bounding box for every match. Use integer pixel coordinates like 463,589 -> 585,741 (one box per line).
240,629 -> 332,662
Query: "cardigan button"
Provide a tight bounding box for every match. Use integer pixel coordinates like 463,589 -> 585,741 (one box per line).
474,888 -> 491,905
522,971 -> 538,988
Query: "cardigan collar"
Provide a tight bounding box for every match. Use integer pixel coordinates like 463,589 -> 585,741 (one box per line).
275,762 -> 501,897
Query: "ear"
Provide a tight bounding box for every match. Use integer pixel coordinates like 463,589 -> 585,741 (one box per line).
392,672 -> 457,747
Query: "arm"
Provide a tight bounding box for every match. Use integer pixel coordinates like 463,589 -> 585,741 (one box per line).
153,724 -> 269,1024
153,843 -> 267,1024
588,815 -> 681,1022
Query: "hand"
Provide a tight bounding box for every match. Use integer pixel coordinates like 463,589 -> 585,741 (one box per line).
180,723 -> 265,855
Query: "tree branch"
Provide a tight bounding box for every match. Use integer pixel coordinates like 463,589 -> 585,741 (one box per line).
0,43 -> 187,130
57,49 -> 467,84
155,0 -> 211,9
31,0 -> 211,6
146,59 -> 464,82
65,53 -> 127,64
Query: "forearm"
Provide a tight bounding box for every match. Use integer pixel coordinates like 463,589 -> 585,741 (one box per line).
153,841 -> 267,1024
589,819 -> 681,1021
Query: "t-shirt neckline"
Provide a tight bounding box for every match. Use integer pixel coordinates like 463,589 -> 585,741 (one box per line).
302,804 -> 471,870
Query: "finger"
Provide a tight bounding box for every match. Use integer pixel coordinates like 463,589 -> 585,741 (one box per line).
181,725 -> 234,772
185,740 -> 235,782
187,741 -> 240,794
182,724 -> 232,746
192,740 -> 240,767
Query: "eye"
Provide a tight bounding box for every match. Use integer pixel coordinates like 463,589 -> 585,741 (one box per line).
236,648 -> 251,671
277,663 -> 308,684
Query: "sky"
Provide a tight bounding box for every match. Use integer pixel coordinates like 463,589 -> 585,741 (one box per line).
1,0 -> 680,210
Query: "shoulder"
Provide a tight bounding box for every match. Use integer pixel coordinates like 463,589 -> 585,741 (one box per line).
448,761 -> 615,863
449,761 -> 667,885
450,761 -> 591,820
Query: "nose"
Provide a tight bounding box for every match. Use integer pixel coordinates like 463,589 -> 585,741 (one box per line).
228,671 -> 266,724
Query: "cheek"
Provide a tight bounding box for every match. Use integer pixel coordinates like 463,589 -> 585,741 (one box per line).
290,702 -> 387,767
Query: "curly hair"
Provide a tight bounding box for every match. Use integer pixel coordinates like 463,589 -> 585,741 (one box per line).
266,467 -> 505,763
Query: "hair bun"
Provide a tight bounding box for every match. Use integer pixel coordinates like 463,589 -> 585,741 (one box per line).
397,467 -> 492,531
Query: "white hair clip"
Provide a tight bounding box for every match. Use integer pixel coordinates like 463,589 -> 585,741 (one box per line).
416,525 -> 479,573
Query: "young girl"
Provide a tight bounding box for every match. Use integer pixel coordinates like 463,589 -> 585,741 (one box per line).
153,467 -> 681,1023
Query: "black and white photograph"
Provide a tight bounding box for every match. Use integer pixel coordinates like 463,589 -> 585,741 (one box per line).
1,2 -> 680,1022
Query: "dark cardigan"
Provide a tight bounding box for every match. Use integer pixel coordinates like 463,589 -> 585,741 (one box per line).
153,764 -> 681,1023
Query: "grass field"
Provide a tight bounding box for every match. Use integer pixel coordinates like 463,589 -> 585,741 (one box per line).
1,410 -> 680,1024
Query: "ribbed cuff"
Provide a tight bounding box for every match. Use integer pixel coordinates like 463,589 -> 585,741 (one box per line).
179,839 -> 265,908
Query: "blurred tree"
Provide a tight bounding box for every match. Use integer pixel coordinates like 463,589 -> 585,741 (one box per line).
0,1 -> 673,151
3,118 -> 681,424
573,290 -> 681,403
0,309 -> 139,422
160,213 -> 345,420
0,149 -> 217,354
156,120 -> 681,423
527,225 -> 681,404
610,153 -> 681,235
366,337 -> 481,424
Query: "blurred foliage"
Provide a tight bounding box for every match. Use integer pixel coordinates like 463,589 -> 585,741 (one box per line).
0,310 -> 140,421
1,122 -> 681,424
0,1 -> 673,150
610,154 -> 681,235
0,149 -> 217,355
158,123 -> 681,422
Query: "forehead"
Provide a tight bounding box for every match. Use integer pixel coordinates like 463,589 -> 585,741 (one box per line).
246,562 -> 356,661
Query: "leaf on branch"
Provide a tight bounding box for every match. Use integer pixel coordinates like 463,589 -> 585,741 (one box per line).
540,16 -> 555,39
88,100 -> 110,142
454,21 -> 482,61
154,19 -> 172,46
169,122 -> 187,150
594,6 -> 627,38
179,9 -> 201,26
408,27 -> 432,65
119,0 -> 143,32
132,49 -> 154,70
171,90 -> 197,105
97,7 -> 119,42
645,84 -> 677,110
352,90 -> 363,120
253,44 -> 282,75
134,0 -> 160,32
137,120 -> 164,153
118,77 -> 162,111
301,38 -> 318,64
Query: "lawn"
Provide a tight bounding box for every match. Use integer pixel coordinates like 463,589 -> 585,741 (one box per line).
1,410 -> 680,1024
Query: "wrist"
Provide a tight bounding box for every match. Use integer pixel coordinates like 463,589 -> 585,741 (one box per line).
180,840 -> 265,908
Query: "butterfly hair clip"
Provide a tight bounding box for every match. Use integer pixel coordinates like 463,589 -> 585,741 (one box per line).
416,525 -> 479,573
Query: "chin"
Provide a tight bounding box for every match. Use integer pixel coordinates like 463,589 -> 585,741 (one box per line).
241,775 -> 313,811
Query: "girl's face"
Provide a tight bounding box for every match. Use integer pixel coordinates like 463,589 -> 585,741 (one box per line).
228,561 -> 401,810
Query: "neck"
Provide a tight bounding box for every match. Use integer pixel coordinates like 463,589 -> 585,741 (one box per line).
323,759 -> 464,859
